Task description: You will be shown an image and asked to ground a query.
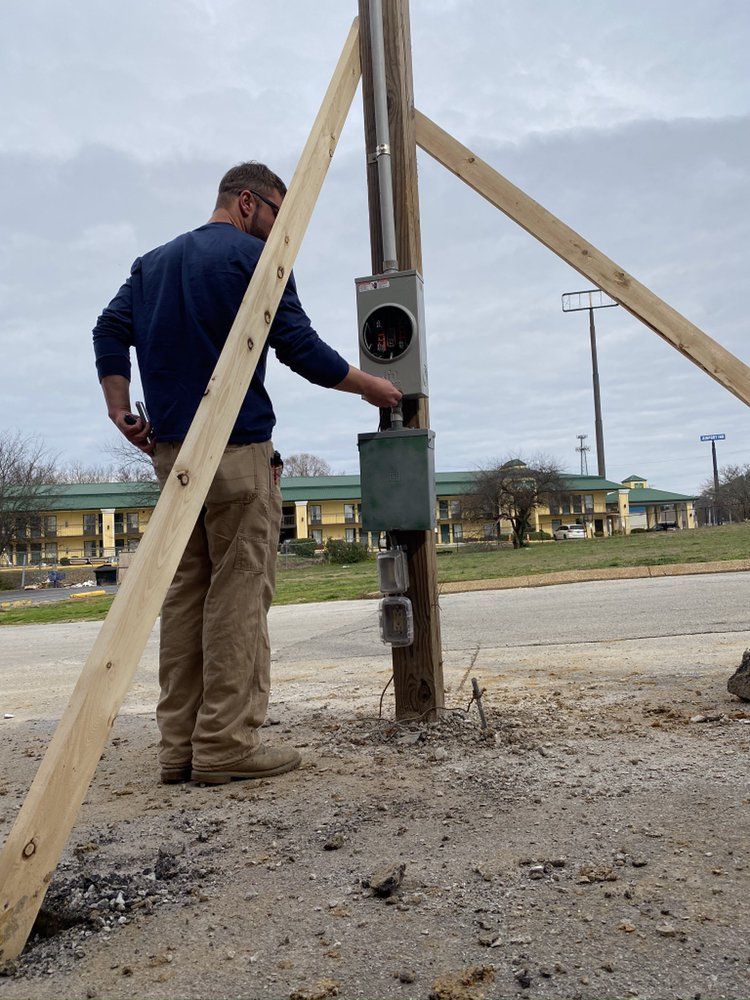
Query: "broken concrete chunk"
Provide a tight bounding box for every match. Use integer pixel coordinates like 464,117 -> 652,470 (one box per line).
727,650 -> 750,701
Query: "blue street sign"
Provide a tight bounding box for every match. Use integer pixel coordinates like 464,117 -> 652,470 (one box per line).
700,433 -> 726,441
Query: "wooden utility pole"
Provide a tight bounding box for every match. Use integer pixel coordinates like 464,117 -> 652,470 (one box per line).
358,0 -> 444,719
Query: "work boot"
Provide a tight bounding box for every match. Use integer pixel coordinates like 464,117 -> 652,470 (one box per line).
191,745 -> 302,785
160,763 -> 192,784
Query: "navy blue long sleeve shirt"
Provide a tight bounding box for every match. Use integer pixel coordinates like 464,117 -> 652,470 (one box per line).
92,222 -> 350,444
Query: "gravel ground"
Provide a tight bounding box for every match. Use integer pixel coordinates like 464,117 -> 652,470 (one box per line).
1,575 -> 749,1000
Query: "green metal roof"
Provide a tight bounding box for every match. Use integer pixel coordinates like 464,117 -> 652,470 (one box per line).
622,474 -> 648,483
606,487 -> 696,504
35,482 -> 160,512
30,471 -> 628,512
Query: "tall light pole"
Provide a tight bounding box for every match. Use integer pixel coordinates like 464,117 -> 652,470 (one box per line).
562,289 -> 618,479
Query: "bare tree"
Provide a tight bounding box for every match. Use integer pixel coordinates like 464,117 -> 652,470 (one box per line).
55,460 -> 117,484
282,452 -> 332,477
464,455 -> 565,548
701,464 -> 750,524
0,432 -> 58,563
104,437 -> 157,483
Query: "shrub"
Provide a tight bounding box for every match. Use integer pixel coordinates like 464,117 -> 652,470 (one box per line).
630,528 -> 648,534
323,538 -> 371,564
60,557 -> 71,565
527,530 -> 552,541
286,539 -> 318,558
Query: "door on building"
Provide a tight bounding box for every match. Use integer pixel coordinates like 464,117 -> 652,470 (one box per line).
594,519 -> 604,536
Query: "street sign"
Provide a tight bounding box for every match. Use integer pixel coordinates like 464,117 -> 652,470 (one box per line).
700,433 -> 726,441
562,288 -> 618,313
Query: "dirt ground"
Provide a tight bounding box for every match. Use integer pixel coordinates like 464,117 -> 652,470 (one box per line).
1,583 -> 750,1000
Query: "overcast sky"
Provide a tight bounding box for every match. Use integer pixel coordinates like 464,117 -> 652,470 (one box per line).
1,0 -> 748,493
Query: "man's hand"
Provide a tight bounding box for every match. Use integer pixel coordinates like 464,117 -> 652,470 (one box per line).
101,375 -> 155,455
335,365 -> 403,409
111,409 -> 154,455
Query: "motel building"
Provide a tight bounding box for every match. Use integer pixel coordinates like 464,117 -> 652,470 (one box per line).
1,469 -> 698,568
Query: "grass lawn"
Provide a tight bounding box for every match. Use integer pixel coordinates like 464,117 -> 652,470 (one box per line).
2,524 -> 748,626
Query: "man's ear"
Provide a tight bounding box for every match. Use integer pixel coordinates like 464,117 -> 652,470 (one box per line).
237,189 -> 255,219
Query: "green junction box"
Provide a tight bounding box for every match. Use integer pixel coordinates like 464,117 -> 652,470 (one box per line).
357,428 -> 436,532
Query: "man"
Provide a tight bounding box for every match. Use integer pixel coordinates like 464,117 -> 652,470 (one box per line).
93,161 -> 400,786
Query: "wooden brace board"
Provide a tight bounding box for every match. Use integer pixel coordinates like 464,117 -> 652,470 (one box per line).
414,110 -> 750,408
0,19 -> 361,963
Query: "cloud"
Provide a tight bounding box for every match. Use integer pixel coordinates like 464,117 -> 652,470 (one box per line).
0,2 -> 748,496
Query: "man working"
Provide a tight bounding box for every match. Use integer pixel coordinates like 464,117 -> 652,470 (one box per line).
93,161 -> 401,786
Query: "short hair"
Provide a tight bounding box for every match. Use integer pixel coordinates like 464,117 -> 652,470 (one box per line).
216,162 -> 287,207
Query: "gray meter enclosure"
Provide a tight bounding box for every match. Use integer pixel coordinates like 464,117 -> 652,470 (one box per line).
355,269 -> 428,398
358,428 -> 436,532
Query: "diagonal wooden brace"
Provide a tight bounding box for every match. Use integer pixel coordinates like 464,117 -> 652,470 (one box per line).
414,109 -> 750,408
0,19 -> 361,963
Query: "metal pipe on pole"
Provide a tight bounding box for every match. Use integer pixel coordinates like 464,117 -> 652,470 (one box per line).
368,0 -> 399,274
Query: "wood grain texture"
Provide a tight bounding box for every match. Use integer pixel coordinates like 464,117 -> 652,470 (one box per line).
415,109 -> 750,408
0,20 -> 361,963
359,0 -> 444,719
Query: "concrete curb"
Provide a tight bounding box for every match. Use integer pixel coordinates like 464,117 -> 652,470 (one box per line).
435,559 -> 750,596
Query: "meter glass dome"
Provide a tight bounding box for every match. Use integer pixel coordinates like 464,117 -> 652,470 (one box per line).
362,305 -> 413,362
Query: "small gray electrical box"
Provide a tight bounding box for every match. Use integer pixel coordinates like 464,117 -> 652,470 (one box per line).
355,269 -> 428,398
358,428 -> 436,532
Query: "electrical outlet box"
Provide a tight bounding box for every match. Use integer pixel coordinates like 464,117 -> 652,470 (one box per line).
379,595 -> 414,647
355,269 -> 428,398
377,547 -> 409,594
358,428 -> 436,532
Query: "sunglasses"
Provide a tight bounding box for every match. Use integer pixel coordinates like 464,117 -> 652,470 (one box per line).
250,189 -> 280,218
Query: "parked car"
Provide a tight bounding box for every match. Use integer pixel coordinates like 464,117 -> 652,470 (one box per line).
553,523 -> 586,540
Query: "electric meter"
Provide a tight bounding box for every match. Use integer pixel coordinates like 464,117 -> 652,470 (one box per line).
355,269 -> 428,397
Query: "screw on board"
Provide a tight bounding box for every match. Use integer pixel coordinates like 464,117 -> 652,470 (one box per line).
471,677 -> 487,730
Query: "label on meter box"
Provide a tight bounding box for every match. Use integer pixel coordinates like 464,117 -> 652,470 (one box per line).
358,278 -> 390,292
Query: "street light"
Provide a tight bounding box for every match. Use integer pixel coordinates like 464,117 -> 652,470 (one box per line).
562,288 -> 618,479
700,433 -> 726,525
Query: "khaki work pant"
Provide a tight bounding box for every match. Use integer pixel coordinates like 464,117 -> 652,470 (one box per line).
152,441 -> 282,770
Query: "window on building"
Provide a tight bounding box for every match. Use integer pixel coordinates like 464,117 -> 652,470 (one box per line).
309,505 -> 322,524
549,498 -> 560,515
450,500 -> 462,520
438,500 -> 449,520
126,512 -> 140,533
561,497 -> 571,514
84,540 -> 99,558
83,513 -> 99,536
370,531 -> 382,549
44,543 -> 58,563
44,515 -> 57,537
29,517 -> 42,539
344,503 -> 356,524
584,494 -> 594,513
114,513 -> 125,534
309,529 -> 323,544
453,524 -> 463,542
440,524 -> 450,543
30,543 -> 42,564
345,527 -> 356,542
572,495 -> 583,514
483,523 -> 495,539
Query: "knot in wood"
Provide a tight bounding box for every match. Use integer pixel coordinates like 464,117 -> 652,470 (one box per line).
22,840 -> 36,859
277,266 -> 285,279
105,661 -> 113,670
264,311 -> 272,325
176,471 -> 190,486
247,337 -> 254,351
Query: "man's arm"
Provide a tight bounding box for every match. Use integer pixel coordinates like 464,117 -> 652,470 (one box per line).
334,365 -> 402,408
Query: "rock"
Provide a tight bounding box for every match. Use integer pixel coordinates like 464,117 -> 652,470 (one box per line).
656,922 -> 677,937
528,864 -> 545,880
367,863 -> 405,898
727,649 -> 750,701
514,968 -> 532,989
398,970 -> 416,983
323,833 -> 346,852
289,979 -> 340,1000
630,858 -> 648,868
429,965 -> 495,1000
618,921 -> 636,933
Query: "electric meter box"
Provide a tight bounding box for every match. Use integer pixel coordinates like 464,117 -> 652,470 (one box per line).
358,428 -> 436,532
355,269 -> 428,398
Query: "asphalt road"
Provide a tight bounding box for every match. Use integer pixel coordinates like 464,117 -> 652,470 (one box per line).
1,571 -> 748,722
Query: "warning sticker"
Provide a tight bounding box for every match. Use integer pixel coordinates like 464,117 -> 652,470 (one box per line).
357,279 -> 390,292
